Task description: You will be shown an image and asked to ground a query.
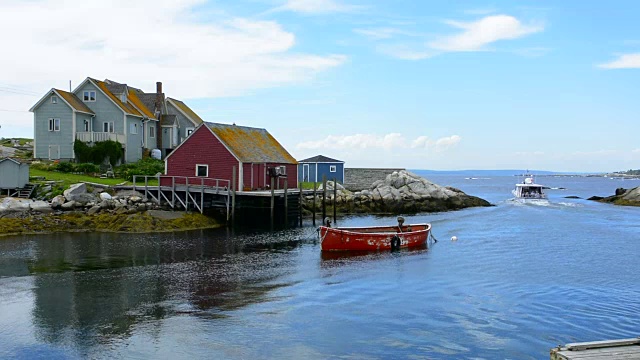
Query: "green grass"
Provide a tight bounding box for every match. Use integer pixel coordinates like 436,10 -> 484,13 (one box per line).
30,169 -> 128,186
29,169 -> 161,187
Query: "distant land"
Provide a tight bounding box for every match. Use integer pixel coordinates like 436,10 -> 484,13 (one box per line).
410,169 -> 595,177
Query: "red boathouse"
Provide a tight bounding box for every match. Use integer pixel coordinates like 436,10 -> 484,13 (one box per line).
164,122 -> 298,190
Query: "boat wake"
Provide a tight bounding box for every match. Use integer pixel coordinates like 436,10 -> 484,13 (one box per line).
506,198 -> 584,208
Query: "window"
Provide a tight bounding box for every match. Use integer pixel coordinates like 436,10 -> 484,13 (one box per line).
83,90 -> 96,102
130,123 -> 138,134
329,165 -> 337,172
196,164 -> 208,177
103,122 -> 114,133
279,165 -> 286,175
48,118 -> 60,131
186,127 -> 194,137
149,125 -> 155,138
83,120 -> 89,132
51,96 -> 58,104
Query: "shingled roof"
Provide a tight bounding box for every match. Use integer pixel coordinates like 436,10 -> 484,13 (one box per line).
29,89 -> 95,114
206,122 -> 297,164
299,155 -> 343,163
54,89 -> 95,114
167,97 -> 204,125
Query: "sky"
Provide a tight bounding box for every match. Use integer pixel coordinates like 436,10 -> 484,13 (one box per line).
0,0 -> 638,173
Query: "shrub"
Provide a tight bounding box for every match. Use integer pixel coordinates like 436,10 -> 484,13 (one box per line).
75,163 -> 100,174
54,162 -> 75,173
74,139 -> 123,166
115,158 -> 164,181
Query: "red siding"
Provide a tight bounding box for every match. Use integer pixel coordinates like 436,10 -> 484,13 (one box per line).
165,126 -> 298,191
164,126 -> 239,188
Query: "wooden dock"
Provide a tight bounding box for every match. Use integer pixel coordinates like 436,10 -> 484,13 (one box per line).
551,337 -> 640,359
114,175 -> 328,228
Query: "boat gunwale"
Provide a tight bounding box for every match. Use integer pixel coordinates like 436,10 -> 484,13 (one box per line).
322,223 -> 431,236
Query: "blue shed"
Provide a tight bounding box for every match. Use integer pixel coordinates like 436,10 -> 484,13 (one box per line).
298,155 -> 344,183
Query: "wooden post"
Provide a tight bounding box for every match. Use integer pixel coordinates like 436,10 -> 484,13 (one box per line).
333,177 -> 337,225
284,179 -> 288,227
299,181 -> 303,227
231,166 -> 236,225
270,176 -> 275,228
322,175 -> 327,223
312,181 -> 317,226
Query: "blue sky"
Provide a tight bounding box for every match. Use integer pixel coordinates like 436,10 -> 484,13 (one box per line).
0,0 -> 638,172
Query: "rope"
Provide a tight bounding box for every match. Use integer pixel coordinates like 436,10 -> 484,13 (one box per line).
429,231 -> 438,243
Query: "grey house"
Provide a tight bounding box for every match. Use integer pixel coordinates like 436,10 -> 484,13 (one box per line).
0,158 -> 29,189
30,78 -> 204,163
298,155 -> 345,183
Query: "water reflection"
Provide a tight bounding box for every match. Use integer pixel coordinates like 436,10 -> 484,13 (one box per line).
22,229 -> 304,351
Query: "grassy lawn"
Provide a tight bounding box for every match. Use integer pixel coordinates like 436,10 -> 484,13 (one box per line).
30,169 -> 161,187
30,169 -> 128,186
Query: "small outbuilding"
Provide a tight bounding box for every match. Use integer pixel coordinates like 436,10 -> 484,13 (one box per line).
164,122 -> 298,190
298,155 -> 345,184
0,158 -> 29,190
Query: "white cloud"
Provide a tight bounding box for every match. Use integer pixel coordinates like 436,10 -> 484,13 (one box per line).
598,53 -> 640,69
429,15 -> 543,52
633,149 -> 640,153
279,0 -> 356,14
434,135 -> 462,151
296,133 -> 461,152
0,0 -> 346,137
377,44 -> 435,60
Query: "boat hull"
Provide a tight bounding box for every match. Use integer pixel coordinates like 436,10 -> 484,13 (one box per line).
319,224 -> 431,251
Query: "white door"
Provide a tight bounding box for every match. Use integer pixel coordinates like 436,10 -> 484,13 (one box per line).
48,145 -> 60,160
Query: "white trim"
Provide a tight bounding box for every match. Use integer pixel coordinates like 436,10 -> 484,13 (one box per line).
238,161 -> 243,190
72,78 -> 141,118
195,164 -> 209,177
166,98 -> 201,127
103,121 -> 115,133
164,123 -> 241,163
48,118 -> 60,132
315,163 -> 318,182
29,89 -> 94,115
82,90 -> 96,102
48,145 -> 60,160
302,163 -> 309,182
72,112 -> 76,159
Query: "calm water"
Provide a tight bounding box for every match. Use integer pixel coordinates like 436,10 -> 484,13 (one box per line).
1,174 -> 639,359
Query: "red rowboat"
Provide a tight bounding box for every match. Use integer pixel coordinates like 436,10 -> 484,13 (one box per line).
319,217 -> 431,252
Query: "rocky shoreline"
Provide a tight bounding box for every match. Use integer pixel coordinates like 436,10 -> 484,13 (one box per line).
1,171 -> 492,237
302,170 -> 491,215
588,186 -> 640,206
0,182 -> 222,237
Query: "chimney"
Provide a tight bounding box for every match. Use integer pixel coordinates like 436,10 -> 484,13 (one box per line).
154,81 -> 164,115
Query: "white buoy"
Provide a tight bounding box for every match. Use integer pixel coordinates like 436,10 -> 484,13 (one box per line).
451,236 -> 458,242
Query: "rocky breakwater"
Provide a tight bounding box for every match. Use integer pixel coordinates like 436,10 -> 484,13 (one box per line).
305,170 -> 491,215
588,186 -> 640,206
0,183 -> 221,236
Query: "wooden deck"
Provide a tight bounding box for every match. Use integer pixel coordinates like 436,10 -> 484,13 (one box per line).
551,337 -> 640,359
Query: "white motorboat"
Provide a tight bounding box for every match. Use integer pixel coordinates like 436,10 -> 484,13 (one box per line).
512,174 -> 547,201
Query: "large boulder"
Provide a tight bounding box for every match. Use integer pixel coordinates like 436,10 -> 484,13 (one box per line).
51,195 -> 66,208
589,186 -> 640,206
304,170 -> 491,214
63,183 -> 87,202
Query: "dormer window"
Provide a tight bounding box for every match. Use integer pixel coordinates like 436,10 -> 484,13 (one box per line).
83,91 -> 96,102
51,96 -> 58,104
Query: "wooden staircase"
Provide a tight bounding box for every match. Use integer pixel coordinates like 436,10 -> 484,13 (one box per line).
9,183 -> 38,199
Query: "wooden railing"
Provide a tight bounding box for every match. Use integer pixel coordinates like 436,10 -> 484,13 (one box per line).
76,132 -> 125,143
131,175 -> 232,214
